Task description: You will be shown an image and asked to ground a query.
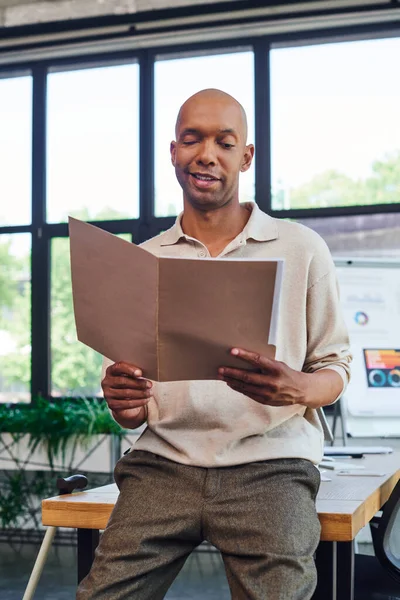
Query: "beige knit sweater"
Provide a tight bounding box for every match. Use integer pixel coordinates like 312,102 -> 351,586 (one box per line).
103,203 -> 351,467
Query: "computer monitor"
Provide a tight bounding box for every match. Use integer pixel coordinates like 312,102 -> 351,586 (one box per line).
363,349 -> 400,388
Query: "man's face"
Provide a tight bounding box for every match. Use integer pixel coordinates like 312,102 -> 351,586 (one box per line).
170,96 -> 253,211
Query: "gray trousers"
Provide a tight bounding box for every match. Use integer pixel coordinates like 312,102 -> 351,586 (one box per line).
77,450 -> 321,600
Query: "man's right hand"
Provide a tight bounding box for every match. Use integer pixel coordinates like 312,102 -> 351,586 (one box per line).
101,361 -> 152,429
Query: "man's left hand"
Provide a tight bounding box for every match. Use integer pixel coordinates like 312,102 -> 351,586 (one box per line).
218,348 -> 311,407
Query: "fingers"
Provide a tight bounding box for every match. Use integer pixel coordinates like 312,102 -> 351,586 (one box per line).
218,367 -> 276,389
104,383 -> 152,412
218,354 -> 278,403
107,376 -> 151,390
102,362 -> 153,411
219,352 -> 290,407
230,348 -> 279,375
102,380 -> 151,397
107,361 -> 143,379
103,362 -> 152,392
107,397 -> 150,412
105,386 -> 152,399
102,380 -> 151,401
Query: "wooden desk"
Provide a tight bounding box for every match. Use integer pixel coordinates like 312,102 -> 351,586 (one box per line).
42,452 -> 400,600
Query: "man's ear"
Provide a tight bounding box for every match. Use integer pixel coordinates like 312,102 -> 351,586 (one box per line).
170,141 -> 176,166
240,144 -> 255,172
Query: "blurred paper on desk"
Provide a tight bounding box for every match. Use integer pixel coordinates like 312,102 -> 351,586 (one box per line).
319,460 -> 365,471
69,217 -> 284,382
323,445 -> 393,455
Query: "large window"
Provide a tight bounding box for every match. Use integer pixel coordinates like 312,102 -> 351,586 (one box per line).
0,61 -> 141,404
0,75 -> 32,225
0,28 -> 399,404
154,49 -> 255,217
47,62 -> 140,223
50,234 -> 132,397
0,234 -> 31,403
270,37 -> 400,210
0,74 -> 32,404
50,238 -> 103,397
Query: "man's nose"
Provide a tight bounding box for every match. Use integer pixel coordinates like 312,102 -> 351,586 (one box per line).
196,139 -> 217,165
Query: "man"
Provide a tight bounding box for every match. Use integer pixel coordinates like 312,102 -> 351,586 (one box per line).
77,89 -> 351,599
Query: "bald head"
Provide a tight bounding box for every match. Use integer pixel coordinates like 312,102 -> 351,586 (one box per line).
170,87 -> 254,211
175,88 -> 248,143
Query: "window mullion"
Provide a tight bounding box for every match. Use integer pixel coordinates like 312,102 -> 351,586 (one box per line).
254,38 -> 271,214
31,64 -> 50,401
138,49 -> 155,243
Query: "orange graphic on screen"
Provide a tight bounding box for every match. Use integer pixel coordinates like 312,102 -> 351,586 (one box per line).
363,349 -> 400,388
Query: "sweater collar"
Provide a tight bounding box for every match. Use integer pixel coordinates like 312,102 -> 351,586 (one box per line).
160,202 -> 278,247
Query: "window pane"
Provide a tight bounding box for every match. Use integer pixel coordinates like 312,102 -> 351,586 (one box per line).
51,234 -> 132,397
0,76 -> 32,226
47,63 -> 139,223
0,234 -> 31,403
155,50 -> 255,217
271,37 -> 400,210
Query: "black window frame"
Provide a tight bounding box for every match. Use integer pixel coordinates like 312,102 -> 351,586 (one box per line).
0,19 -> 399,403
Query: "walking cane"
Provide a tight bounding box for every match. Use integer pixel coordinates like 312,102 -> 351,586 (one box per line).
22,474 -> 88,600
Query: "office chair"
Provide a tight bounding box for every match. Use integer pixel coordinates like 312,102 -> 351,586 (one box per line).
355,478 -> 400,599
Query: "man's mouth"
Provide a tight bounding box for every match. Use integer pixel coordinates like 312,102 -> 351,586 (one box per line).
190,173 -> 219,187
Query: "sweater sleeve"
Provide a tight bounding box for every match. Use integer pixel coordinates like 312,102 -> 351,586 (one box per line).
303,268 -> 352,400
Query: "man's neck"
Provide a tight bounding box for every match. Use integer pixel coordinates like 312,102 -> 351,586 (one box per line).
181,201 -> 251,257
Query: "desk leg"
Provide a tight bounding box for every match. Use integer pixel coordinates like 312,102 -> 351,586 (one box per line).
77,528 -> 100,584
312,541 -> 337,600
337,541 -> 355,600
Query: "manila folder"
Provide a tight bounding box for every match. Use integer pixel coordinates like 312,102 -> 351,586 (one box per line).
69,217 -> 284,382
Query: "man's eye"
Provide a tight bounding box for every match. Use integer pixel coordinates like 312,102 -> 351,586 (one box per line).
221,142 -> 234,149
182,140 -> 197,145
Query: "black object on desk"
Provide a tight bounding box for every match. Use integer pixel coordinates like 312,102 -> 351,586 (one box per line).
324,452 -> 364,459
